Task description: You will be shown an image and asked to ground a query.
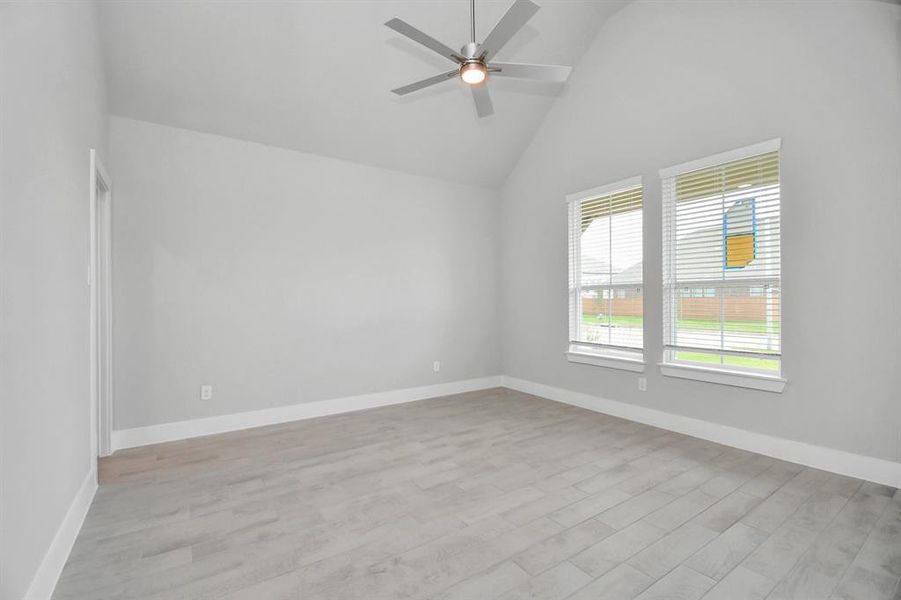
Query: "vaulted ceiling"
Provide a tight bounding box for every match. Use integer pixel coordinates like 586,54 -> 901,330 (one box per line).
99,1 -> 628,188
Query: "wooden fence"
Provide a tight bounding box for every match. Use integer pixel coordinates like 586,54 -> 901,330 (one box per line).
583,297 -> 776,321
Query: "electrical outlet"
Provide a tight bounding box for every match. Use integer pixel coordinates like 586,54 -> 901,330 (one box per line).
638,377 -> 647,392
200,385 -> 213,400
433,361 -> 440,373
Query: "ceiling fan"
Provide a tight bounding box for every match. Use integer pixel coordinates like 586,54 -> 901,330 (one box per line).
385,0 -> 572,118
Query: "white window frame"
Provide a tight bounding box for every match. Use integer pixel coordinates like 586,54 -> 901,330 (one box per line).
659,139 -> 785,392
566,176 -> 644,372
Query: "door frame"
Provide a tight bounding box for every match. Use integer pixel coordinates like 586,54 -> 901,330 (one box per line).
90,149 -> 113,459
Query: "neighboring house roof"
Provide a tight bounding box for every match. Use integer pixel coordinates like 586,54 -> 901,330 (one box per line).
580,256 -> 612,287
612,261 -> 643,285
580,256 -> 643,287
580,214 -> 779,288
676,216 -> 779,281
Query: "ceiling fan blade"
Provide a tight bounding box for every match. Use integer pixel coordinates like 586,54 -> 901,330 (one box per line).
480,0 -> 540,61
391,70 -> 458,96
385,18 -> 464,64
490,62 -> 572,83
471,83 -> 494,118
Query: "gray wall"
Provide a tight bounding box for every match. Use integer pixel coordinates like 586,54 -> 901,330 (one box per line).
109,117 -> 501,430
501,0 -> 901,462
0,3 -> 109,597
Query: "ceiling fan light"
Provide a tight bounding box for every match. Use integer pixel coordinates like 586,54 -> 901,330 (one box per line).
460,62 -> 487,85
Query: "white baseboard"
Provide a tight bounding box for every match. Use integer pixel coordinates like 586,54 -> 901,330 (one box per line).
24,468 -> 98,600
112,376 -> 504,451
502,376 -> 901,489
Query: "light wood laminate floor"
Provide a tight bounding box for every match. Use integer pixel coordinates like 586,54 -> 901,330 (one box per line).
55,388 -> 901,599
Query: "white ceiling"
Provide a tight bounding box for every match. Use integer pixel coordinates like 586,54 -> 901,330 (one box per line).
99,0 -> 627,188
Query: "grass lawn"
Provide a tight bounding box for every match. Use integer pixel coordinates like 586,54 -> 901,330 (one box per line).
582,314 -> 779,334
580,313 -> 779,371
675,351 -> 779,371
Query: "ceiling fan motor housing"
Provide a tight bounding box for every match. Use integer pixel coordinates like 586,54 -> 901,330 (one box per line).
459,42 -> 487,84
461,42 -> 482,60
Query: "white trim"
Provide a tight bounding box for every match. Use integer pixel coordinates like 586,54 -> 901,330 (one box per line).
112,376 -> 503,451
660,362 -> 786,393
89,149 -> 113,459
501,376 -> 901,488
565,175 -> 642,204
23,468 -> 98,600
566,351 -> 645,372
658,138 -> 782,178
91,148 -> 111,190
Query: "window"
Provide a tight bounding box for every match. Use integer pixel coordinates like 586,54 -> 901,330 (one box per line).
567,177 -> 643,370
661,140 -> 783,390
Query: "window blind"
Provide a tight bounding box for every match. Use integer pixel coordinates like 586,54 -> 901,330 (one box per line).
662,145 -> 781,374
568,180 -> 643,356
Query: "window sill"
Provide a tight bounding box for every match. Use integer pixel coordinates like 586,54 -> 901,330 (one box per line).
566,351 -> 645,372
659,362 -> 786,393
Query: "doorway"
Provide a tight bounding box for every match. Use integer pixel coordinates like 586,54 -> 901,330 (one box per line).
90,149 -> 113,459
